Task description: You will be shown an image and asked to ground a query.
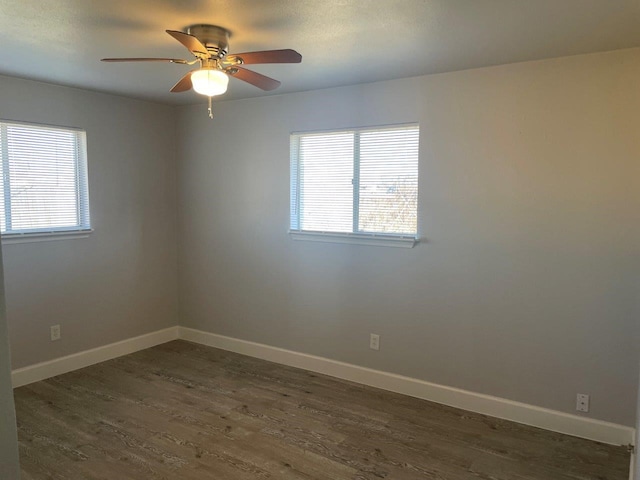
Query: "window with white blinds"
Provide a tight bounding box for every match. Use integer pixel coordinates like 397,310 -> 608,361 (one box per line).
290,124 -> 419,247
0,121 -> 91,237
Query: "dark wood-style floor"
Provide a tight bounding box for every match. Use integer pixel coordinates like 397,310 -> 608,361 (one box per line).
14,340 -> 628,479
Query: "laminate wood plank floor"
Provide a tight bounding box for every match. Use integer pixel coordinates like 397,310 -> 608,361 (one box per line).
14,340 -> 629,479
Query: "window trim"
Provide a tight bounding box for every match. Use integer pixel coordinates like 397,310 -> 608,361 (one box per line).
0,119 -> 91,240
289,230 -> 418,248
290,123 -> 420,247
2,228 -> 93,245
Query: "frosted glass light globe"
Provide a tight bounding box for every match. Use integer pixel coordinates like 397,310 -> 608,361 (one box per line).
191,69 -> 229,96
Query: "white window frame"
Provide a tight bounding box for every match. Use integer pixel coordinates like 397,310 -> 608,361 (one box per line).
0,120 -> 92,244
289,124 -> 419,248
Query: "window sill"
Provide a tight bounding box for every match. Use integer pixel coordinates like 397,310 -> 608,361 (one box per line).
2,229 -> 94,245
289,230 -> 418,248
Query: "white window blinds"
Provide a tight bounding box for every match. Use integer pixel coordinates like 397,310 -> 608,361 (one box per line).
0,121 -> 91,236
290,124 -> 419,241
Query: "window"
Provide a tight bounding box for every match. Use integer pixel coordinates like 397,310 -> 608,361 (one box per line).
0,121 -> 91,239
290,124 -> 419,247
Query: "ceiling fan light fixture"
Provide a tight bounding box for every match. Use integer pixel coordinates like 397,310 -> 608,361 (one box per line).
191,68 -> 229,96
102,24 -> 301,118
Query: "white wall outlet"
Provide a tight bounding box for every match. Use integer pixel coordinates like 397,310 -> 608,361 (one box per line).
370,333 -> 380,351
50,324 -> 61,341
576,393 -> 589,412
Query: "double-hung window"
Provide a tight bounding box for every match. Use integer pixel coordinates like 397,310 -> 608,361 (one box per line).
290,124 -> 419,247
0,121 -> 91,240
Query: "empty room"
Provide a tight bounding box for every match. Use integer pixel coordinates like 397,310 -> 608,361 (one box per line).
0,1 -> 639,479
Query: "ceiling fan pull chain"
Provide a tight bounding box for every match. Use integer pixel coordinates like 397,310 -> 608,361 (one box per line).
208,96 -> 214,119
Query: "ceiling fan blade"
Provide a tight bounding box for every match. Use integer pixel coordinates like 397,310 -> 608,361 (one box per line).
170,71 -> 194,92
227,66 -> 281,91
102,57 -> 189,64
227,49 -> 302,65
166,30 -> 209,57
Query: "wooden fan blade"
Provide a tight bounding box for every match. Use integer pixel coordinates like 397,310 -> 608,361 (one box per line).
227,49 -> 302,65
227,66 -> 281,91
170,71 -> 194,92
102,57 -> 188,64
166,30 -> 209,57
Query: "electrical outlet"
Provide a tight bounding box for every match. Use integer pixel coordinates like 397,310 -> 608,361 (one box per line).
370,333 -> 380,351
576,393 -> 589,412
50,324 -> 61,341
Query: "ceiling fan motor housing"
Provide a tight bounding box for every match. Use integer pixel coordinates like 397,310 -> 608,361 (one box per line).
187,24 -> 231,58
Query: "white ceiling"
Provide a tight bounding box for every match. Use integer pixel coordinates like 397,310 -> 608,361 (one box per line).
0,0 -> 639,105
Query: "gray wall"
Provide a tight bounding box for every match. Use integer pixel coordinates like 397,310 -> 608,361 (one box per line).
177,48 -> 640,426
0,76 -> 179,369
0,244 -> 19,479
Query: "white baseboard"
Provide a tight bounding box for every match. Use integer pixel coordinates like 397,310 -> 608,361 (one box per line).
178,326 -> 635,447
11,327 -> 179,388
10,324 -> 634,448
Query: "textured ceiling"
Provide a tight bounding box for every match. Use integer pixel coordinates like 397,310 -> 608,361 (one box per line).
0,0 -> 639,105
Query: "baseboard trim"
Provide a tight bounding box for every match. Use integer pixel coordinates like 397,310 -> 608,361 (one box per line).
178,326 -> 634,447
11,327 -> 179,388
10,325 -> 634,447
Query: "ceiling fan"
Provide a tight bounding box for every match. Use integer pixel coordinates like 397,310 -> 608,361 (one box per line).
102,24 -> 302,118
